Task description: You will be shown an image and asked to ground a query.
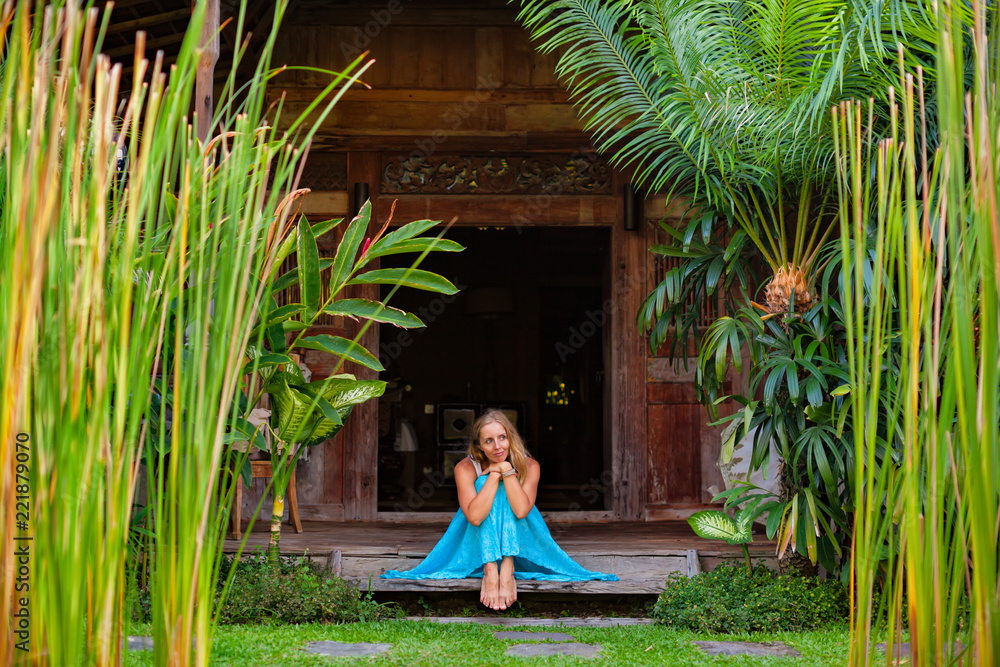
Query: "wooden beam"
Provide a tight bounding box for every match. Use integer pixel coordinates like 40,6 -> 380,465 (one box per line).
342,152 -> 382,521
195,0 -> 220,141
286,6 -> 518,27
106,8 -> 191,35
610,172 -> 648,520
105,32 -> 186,58
306,131 -> 595,153
268,87 -> 573,105
374,195 -> 617,227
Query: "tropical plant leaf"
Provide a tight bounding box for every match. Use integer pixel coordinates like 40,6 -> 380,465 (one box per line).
267,374 -> 318,446
294,334 -> 385,372
687,510 -> 751,545
324,298 -> 424,329
364,237 -> 464,261
241,353 -> 295,376
349,268 -> 459,294
329,199 -> 371,292
297,217 -> 322,321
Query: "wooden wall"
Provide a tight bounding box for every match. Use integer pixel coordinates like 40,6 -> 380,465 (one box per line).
268,0 -> 588,152
641,197 -> 727,519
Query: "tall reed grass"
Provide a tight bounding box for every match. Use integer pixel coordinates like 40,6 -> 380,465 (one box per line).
0,1 -> 370,664
837,0 -> 1000,664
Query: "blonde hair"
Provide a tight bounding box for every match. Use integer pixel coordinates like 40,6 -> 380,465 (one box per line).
467,410 -> 529,479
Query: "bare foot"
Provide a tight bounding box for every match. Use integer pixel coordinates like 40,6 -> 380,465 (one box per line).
481,561 -> 500,609
497,557 -> 517,610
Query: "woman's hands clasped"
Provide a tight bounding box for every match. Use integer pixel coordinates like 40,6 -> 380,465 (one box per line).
485,461 -> 514,476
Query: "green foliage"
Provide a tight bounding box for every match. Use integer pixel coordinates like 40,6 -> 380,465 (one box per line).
217,554 -> 399,625
513,0 -> 943,311
637,217 -> 754,356
652,564 -> 848,633
134,551 -> 400,626
242,202 -> 461,455
688,492 -> 779,574
697,285 -> 886,574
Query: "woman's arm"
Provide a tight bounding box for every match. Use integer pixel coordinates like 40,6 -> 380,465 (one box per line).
502,458 -> 540,519
456,458 -> 506,526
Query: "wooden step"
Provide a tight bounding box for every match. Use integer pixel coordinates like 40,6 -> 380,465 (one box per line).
223,521 -> 780,596
340,550 -> 778,595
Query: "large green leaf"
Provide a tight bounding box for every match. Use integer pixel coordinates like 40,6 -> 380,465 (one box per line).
368,218 -> 440,250
329,200 -> 371,293
308,377 -> 387,416
267,374 -> 318,446
294,334 -> 385,371
363,237 -> 463,261
299,377 -> 386,447
297,217 -> 322,321
687,510 -> 751,545
324,298 -> 424,329
241,352 -> 295,376
348,268 -> 458,294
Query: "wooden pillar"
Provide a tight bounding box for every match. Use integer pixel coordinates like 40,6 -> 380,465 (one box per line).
194,0 -> 219,141
609,172 -> 648,520
342,152 -> 381,521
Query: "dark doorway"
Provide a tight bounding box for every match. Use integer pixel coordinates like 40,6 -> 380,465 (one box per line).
376,227 -> 609,512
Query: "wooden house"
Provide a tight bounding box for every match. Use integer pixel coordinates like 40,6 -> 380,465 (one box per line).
107,0 -> 765,592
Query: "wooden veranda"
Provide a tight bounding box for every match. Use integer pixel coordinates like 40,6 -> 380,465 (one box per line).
223,521 -> 778,595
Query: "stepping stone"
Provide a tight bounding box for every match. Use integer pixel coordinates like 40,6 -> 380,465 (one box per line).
506,642 -> 602,658
126,636 -> 153,651
494,630 -> 575,641
876,642 -> 966,659
693,640 -> 801,657
303,641 -> 393,658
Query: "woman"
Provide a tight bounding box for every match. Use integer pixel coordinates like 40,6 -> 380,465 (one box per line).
381,410 -> 617,610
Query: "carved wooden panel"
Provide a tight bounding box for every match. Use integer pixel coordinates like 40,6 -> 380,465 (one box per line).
297,152 -> 348,191
381,154 -> 612,195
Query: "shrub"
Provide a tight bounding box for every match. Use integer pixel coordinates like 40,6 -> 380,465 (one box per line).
651,563 -> 848,633
131,550 -> 400,625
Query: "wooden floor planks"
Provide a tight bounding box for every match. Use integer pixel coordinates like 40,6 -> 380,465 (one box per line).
223,520 -> 777,593
224,520 -> 775,558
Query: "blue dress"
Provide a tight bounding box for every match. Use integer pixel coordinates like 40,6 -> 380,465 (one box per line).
381,464 -> 618,582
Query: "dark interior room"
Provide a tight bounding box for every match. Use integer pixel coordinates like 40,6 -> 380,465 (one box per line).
377,226 -> 610,512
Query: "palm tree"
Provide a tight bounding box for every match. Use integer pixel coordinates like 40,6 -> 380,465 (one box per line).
514,0 -> 937,321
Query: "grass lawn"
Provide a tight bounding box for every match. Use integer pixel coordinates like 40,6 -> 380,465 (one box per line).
123,620 -> 850,665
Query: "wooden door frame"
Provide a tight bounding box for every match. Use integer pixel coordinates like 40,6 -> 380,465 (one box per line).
361,156 -> 647,522
292,150 -> 649,522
